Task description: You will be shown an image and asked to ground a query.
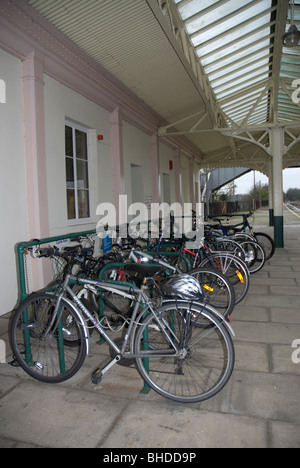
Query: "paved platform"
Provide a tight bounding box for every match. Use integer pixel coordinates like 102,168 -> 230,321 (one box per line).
0,220 -> 300,448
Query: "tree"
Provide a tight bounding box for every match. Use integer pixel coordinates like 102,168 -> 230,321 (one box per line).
214,181 -> 237,202
247,183 -> 268,201
285,188 -> 300,201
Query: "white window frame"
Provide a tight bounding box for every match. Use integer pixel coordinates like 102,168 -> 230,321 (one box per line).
65,119 -> 91,225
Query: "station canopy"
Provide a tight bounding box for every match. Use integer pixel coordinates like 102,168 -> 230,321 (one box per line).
26,0 -> 300,172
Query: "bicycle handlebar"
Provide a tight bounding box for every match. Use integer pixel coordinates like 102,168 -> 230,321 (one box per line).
128,249 -> 176,272
29,244 -> 93,259
29,246 -> 57,258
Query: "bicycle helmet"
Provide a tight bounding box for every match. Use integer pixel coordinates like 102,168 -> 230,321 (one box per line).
160,274 -> 203,300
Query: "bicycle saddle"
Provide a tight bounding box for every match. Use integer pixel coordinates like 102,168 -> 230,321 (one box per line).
124,264 -> 164,287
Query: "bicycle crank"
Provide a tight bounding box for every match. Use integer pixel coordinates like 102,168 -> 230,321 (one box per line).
91,354 -> 121,384
109,337 -> 135,367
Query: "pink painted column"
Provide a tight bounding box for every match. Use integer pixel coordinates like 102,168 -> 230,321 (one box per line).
110,107 -> 125,225
22,50 -> 51,289
151,133 -> 160,204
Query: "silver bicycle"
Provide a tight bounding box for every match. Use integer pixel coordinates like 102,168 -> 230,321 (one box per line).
10,248 -> 235,403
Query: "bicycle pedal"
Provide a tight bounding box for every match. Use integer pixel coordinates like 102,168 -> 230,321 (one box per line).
91,368 -> 103,385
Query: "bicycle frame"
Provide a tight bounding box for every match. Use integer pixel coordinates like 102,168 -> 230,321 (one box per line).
50,274 -> 182,362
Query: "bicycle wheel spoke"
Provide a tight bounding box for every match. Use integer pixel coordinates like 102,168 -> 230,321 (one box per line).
10,293 -> 86,383
134,302 -> 234,403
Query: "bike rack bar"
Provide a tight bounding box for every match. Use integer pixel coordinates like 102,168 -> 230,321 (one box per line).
16,229 -> 96,303
16,230 -> 96,373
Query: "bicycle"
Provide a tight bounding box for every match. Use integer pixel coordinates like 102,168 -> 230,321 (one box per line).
56,239 -> 236,322
10,248 -> 235,403
204,228 -> 266,274
161,237 -> 250,304
206,212 -> 275,261
113,246 -> 236,319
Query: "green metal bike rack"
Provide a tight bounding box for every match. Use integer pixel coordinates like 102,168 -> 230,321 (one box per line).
97,261 -> 165,395
16,230 -> 96,375
16,229 -> 96,303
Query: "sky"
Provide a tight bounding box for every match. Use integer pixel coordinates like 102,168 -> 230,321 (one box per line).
233,168 -> 300,195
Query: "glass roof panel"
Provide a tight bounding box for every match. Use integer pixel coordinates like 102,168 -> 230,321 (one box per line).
215,73 -> 270,99
209,54 -> 270,84
184,0 -> 255,36
174,0 -> 300,126
191,10 -> 272,49
278,0 -> 300,122
205,42 -> 272,75
174,0 -> 220,21
199,23 -> 273,63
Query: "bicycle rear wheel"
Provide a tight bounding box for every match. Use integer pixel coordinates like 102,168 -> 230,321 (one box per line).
199,253 -> 250,304
133,301 -> 235,403
254,232 -> 275,261
10,293 -> 87,383
188,267 -> 235,318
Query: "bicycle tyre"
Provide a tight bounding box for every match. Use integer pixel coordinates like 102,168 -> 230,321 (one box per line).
254,232 -> 275,261
211,238 -> 246,262
199,252 -> 250,304
133,301 -> 235,403
10,292 -> 87,383
188,267 -> 235,317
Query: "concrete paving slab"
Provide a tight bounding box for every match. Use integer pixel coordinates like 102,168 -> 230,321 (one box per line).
272,344 -> 300,375
0,380 -> 129,448
232,305 -> 270,323
233,342 -> 270,373
250,277 -> 298,286
270,421 -> 300,448
232,321 -> 300,344
101,401 -> 268,449
270,286 -> 300,296
269,270 -> 300,281
201,371 -> 300,425
270,307 -> 300,324
243,293 -> 300,308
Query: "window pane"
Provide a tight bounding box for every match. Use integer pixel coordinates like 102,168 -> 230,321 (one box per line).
67,189 -> 76,220
65,122 -> 90,222
77,190 -> 90,218
66,157 -> 74,188
76,160 -> 89,189
65,126 -> 73,157
75,129 -> 87,160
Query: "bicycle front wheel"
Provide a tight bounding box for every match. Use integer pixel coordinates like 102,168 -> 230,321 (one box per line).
10,292 -> 87,383
133,301 -> 235,403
